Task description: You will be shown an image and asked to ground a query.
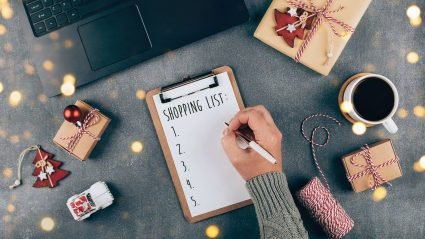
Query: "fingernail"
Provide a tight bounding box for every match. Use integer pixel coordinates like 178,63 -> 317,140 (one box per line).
222,128 -> 229,136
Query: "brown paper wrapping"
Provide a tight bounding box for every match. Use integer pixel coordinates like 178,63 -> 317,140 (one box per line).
254,0 -> 372,75
53,100 -> 110,161
342,139 -> 402,193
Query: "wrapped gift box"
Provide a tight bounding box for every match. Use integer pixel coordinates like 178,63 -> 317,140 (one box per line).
341,139 -> 402,193
254,0 -> 372,75
53,100 -> 110,161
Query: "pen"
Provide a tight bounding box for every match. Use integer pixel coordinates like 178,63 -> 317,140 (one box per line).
224,123 -> 277,164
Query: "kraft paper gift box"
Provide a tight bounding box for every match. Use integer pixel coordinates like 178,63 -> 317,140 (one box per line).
341,139 -> 403,193
53,100 -> 110,161
254,0 -> 372,75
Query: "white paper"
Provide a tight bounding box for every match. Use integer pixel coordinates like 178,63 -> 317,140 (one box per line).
153,72 -> 251,217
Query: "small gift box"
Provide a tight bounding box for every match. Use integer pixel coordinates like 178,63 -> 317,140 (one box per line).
341,139 -> 402,193
53,100 -> 110,161
254,0 -> 372,75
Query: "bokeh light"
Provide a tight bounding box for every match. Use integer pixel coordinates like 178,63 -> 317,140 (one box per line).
2,167 -> 13,178
60,82 -> 75,96
340,101 -> 353,113
419,156 -> 425,169
49,32 -> 59,41
8,91 -> 22,107
372,186 -> 387,202
352,122 -> 367,135
7,204 -> 15,213
40,217 -> 55,232
1,4 -> 13,20
64,39 -> 74,49
136,89 -> 146,100
3,42 -> 13,52
396,108 -> 408,119
410,16 -> 422,27
63,74 -> 76,84
0,81 -> 3,93
363,64 -> 376,72
406,5 -> 421,19
413,105 -> 425,117
23,130 -> 32,139
131,141 -> 143,153
38,94 -> 47,103
42,60 -> 55,71
24,62 -> 36,75
406,52 -> 420,64
0,129 -> 7,138
9,135 -> 20,144
0,24 -> 6,36
205,225 -> 220,238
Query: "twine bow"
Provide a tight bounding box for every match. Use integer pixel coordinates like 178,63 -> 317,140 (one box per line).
347,145 -> 399,190
61,109 -> 100,153
286,0 -> 355,63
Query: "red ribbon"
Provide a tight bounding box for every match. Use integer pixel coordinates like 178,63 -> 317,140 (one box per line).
61,109 -> 100,153
347,145 -> 399,190
286,0 -> 355,62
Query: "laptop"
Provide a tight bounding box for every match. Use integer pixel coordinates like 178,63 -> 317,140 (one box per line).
17,0 -> 249,97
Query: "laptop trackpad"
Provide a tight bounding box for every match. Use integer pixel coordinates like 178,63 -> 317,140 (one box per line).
78,5 -> 152,71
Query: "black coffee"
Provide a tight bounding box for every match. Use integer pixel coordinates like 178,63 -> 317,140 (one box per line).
352,77 -> 395,122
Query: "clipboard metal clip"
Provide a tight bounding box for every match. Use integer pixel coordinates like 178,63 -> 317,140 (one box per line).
159,71 -> 219,103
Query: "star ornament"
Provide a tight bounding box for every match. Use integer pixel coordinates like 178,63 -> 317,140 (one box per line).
287,24 -> 297,33
46,166 -> 55,175
287,7 -> 298,17
38,171 -> 47,181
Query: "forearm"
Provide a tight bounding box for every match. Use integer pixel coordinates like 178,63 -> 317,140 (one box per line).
246,172 -> 308,239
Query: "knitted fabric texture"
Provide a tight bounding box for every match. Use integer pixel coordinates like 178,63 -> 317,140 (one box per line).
246,172 -> 308,239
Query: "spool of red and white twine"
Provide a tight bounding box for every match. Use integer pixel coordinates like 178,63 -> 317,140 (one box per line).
297,114 -> 354,239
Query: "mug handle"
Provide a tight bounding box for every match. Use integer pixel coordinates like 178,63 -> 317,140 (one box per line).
383,118 -> 398,134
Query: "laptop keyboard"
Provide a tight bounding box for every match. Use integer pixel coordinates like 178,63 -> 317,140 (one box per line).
24,0 -> 88,36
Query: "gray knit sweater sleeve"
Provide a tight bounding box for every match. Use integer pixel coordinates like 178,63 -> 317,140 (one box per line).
246,172 -> 309,239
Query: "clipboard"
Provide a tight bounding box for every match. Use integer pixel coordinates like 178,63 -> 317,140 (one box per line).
146,66 -> 252,223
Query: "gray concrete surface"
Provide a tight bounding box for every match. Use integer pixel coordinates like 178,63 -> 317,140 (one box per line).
0,0 -> 424,238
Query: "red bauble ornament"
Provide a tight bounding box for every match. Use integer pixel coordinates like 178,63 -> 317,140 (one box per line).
64,105 -> 82,124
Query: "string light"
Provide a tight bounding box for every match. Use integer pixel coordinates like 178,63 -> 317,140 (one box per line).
406,52 -> 420,64
64,39 -> 74,49
60,82 -> 75,96
42,60 -> 54,71
8,91 -> 22,107
131,141 -> 143,153
409,16 -> 422,27
413,105 -> 425,117
24,62 -> 35,75
63,74 -> 76,84
372,186 -> 387,202
0,24 -> 6,35
9,135 -> 20,144
419,156 -> 425,169
1,4 -> 13,20
406,5 -> 421,19
205,225 -> 220,238
38,94 -> 47,103
136,89 -> 146,100
49,32 -> 59,41
2,167 -> 13,178
7,204 -> 15,213
0,81 -> 3,93
340,101 -> 353,113
352,122 -> 366,135
396,108 -> 408,119
40,217 -> 55,232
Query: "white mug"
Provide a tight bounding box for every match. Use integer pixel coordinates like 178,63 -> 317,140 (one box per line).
343,73 -> 399,134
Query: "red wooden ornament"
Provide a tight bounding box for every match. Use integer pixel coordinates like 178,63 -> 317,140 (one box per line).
274,8 -> 314,48
64,105 -> 82,124
32,148 -> 69,188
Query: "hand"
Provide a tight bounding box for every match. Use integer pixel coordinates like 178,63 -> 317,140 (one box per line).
221,105 -> 283,181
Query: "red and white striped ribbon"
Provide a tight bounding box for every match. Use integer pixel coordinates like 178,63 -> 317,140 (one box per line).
286,0 -> 355,62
